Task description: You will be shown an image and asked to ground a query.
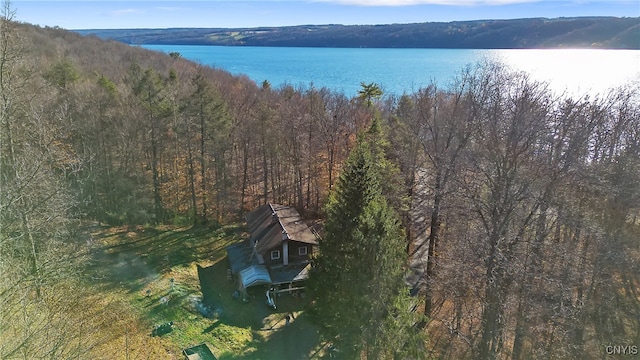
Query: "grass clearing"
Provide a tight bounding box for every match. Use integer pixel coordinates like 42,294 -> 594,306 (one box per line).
85,223 -> 329,359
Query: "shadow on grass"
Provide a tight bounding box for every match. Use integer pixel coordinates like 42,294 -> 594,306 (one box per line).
86,224 -> 245,294
202,321 -> 222,334
216,312 -> 326,359
197,260 -> 263,329
198,261 -> 326,359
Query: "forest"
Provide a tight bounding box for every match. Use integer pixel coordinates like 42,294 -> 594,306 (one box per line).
79,16 -> 640,49
1,2 -> 639,359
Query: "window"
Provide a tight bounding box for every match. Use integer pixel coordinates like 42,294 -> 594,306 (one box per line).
298,246 -> 308,256
271,250 -> 281,260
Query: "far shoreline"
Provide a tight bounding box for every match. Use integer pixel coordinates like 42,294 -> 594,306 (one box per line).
75,17 -> 640,50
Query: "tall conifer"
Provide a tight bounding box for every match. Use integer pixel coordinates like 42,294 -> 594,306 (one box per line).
309,134 -> 426,359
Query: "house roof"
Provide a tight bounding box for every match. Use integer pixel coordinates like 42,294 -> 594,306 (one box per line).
226,242 -> 258,274
246,203 -> 318,255
238,265 -> 272,289
270,263 -> 311,285
224,204 -> 318,290
226,242 -> 311,287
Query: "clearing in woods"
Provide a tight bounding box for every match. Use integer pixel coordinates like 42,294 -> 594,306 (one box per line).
85,222 -> 331,359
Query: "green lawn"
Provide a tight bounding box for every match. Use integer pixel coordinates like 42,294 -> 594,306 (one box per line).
86,223 -> 331,359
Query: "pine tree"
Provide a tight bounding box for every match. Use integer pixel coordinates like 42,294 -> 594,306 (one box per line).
309,135 -> 426,359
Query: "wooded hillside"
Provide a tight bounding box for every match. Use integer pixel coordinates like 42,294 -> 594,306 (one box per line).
2,7 -> 639,359
79,17 -> 640,49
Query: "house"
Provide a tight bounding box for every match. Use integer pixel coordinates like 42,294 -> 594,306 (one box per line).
226,203 -> 319,298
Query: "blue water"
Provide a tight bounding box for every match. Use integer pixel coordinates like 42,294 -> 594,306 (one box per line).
143,45 -> 640,97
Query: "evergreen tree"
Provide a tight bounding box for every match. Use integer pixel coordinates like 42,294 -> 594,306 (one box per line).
358,81 -> 383,107
309,135 -> 426,359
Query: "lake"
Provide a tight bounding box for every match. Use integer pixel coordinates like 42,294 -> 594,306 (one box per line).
143,45 -> 640,97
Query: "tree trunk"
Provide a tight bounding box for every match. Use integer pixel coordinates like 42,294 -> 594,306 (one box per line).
512,201 -> 548,359
199,105 -> 207,222
187,138 -> 197,225
240,140 -> 249,210
478,231 -> 504,360
150,121 -> 163,223
424,178 -> 442,316
262,140 -> 268,205
479,281 -> 504,360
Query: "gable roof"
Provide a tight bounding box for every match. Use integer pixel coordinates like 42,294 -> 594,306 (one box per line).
245,203 -> 318,254
238,265 -> 272,289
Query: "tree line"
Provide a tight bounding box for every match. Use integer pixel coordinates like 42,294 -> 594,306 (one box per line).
81,17 -> 640,49
1,4 -> 639,358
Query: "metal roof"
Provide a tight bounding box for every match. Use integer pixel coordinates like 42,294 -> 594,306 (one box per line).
238,265 -> 272,289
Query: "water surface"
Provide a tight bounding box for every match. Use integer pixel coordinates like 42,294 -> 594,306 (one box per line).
143,45 -> 640,97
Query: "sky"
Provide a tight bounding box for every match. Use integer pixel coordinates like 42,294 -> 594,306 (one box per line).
11,0 -> 640,30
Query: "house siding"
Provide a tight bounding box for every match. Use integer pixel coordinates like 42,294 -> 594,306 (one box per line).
265,244 -> 284,266
261,241 -> 312,267
288,241 -> 311,263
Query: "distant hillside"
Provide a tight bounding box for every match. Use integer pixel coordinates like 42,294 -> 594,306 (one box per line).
77,17 -> 640,49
